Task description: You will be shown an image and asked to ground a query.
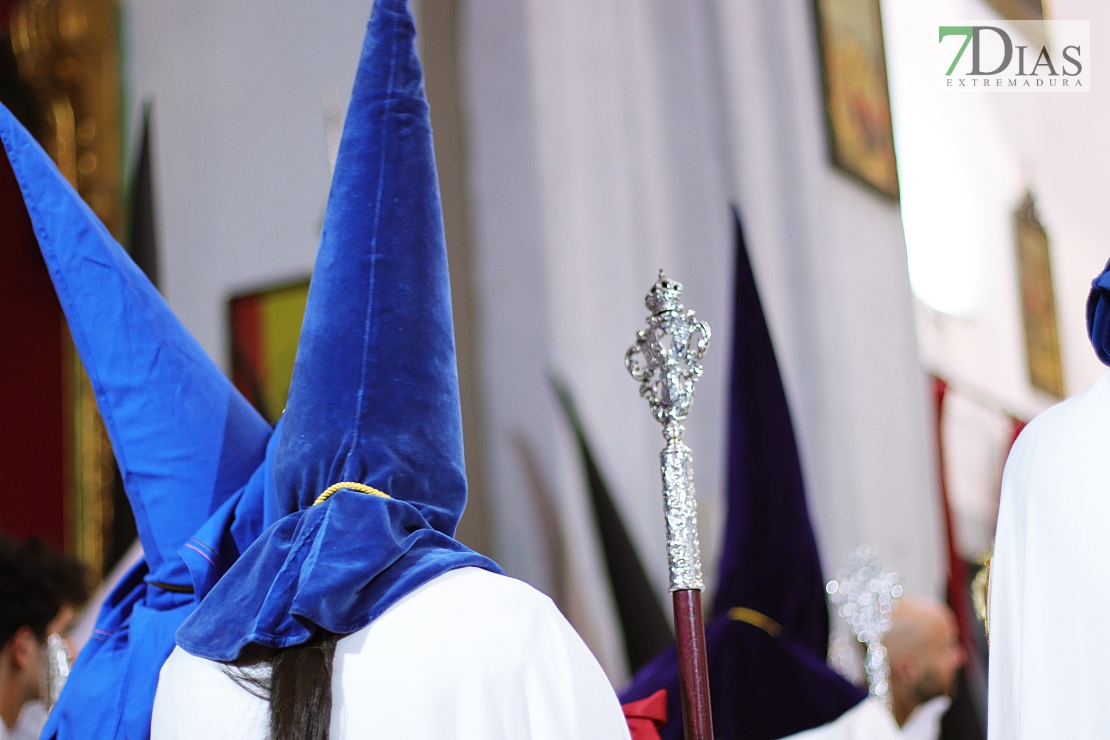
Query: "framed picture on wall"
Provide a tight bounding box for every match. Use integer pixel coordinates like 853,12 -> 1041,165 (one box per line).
1014,192 -> 1064,399
984,0 -> 1044,21
229,278 -> 311,423
814,0 -> 900,200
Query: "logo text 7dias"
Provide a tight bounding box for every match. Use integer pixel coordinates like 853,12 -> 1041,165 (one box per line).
938,21 -> 1090,92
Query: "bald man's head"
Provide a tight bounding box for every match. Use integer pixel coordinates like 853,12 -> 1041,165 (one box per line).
883,596 -> 965,726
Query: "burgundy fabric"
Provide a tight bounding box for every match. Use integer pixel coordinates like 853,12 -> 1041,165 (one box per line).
0,143 -> 64,549
932,378 -> 976,658
0,1 -> 18,28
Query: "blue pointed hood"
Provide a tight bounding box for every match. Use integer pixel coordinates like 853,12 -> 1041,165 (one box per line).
273,0 -> 465,526
0,108 -> 272,585
176,0 -> 499,661
0,104 -> 278,739
1087,257 -> 1110,366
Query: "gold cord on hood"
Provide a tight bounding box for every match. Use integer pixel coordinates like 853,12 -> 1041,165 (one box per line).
313,482 -> 391,506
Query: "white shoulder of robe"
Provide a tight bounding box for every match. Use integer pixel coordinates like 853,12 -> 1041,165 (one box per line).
151,567 -> 631,740
779,698 -> 901,740
987,369 -> 1110,740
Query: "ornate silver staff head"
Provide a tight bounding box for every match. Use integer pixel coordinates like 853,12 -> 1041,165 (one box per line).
826,545 -> 903,707
626,271 -> 711,591
626,271 -> 711,431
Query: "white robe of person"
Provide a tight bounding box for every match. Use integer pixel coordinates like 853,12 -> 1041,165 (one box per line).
151,567 -> 631,739
0,701 -> 46,740
988,369 -> 1110,739
782,695 -> 948,740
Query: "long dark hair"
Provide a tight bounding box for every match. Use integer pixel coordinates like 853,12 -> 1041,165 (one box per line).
226,630 -> 340,740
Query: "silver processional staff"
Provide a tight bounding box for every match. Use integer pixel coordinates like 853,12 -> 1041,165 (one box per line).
626,270 -> 714,740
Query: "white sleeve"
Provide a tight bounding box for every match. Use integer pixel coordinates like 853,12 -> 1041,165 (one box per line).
514,596 -> 633,740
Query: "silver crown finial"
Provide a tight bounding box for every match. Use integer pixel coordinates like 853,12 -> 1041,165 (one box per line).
645,270 -> 684,315
626,271 -> 711,591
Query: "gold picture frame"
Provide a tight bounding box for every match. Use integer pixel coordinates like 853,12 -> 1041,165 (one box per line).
814,0 -> 900,200
12,0 -> 123,579
229,278 -> 311,424
1014,192 -> 1064,399
984,0 -> 1044,22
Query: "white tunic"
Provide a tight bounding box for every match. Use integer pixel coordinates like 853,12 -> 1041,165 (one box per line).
988,369 -> 1110,740
151,567 -> 630,740
0,702 -> 47,740
779,696 -> 947,740
782,698 -> 900,740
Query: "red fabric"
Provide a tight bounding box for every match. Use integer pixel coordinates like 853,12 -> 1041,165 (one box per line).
932,377 -> 976,658
1007,417 -> 1027,452
0,145 -> 66,549
623,689 -> 668,740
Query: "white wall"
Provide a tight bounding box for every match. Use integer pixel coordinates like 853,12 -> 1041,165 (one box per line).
464,0 -> 943,683
886,0 -> 1110,420
463,0 -> 732,682
122,0 -> 375,369
883,0 -> 1110,557
710,0 -> 943,597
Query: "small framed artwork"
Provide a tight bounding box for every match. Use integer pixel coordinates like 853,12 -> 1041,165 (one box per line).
1014,192 -> 1064,399
814,0 -> 900,200
984,0 -> 1044,21
229,278 -> 311,423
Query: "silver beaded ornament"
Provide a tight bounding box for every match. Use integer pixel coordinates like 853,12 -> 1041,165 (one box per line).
825,545 -> 903,707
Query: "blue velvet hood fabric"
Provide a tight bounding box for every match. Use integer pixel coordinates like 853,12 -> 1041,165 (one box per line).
620,209 -> 865,739
0,106 -> 284,738
1087,258 -> 1110,365
175,0 -> 499,661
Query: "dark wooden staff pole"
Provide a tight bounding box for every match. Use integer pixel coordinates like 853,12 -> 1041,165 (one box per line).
626,271 -> 714,740
674,589 -> 713,740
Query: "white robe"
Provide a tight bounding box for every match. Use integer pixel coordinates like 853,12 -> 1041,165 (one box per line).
781,696 -> 947,740
0,701 -> 46,740
988,369 -> 1110,739
151,567 -> 630,740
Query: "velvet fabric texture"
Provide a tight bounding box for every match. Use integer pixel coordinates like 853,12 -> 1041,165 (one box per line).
1087,258 -> 1110,366
0,104 -> 281,739
176,0 -> 499,662
711,213 -> 830,648
620,209 -> 865,739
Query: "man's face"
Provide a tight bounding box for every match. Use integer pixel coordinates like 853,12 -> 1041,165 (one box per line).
911,609 -> 965,703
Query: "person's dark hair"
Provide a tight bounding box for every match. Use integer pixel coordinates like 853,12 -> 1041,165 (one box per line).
0,534 -> 89,648
226,630 -> 340,740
